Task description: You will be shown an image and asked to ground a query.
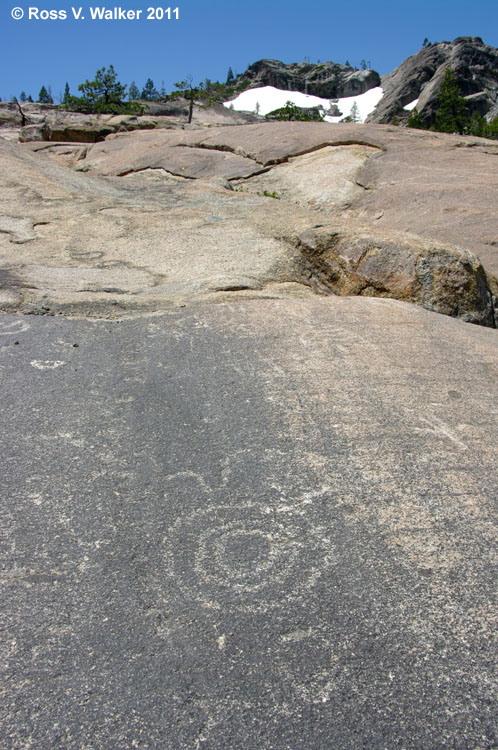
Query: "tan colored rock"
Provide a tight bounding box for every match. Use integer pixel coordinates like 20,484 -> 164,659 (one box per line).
297,226 -> 495,327
232,144 -> 379,211
0,138 -> 315,316
2,122 -> 498,326
18,112 -> 183,144
52,121 -> 498,281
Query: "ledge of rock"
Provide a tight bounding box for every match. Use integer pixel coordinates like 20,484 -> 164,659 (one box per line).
297,226 -> 496,327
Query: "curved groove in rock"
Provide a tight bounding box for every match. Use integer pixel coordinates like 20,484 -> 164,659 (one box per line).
184,139 -> 384,169
116,167 -> 195,180
262,140 -> 384,166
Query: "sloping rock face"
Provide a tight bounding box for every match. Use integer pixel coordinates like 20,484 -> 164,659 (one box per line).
368,37 -> 498,124
1,122 -> 497,325
236,59 -> 380,98
1,296 -> 497,748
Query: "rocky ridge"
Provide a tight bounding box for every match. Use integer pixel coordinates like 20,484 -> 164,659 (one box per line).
0,100 -> 259,143
368,36 -> 498,124
234,59 -> 380,98
3,38 -> 497,146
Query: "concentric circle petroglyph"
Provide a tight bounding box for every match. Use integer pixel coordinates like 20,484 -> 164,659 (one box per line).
162,497 -> 337,613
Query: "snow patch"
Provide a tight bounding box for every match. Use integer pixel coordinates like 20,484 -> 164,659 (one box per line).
224,85 -> 384,123
404,99 -> 419,111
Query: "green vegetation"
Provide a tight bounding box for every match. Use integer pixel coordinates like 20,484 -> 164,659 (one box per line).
10,62 -> 498,138
266,100 -> 324,122
64,65 -> 142,114
263,190 -> 280,199
434,68 -> 467,134
141,78 -> 159,100
350,101 -> 360,123
38,85 -> 53,104
406,70 -> 498,138
128,81 -> 140,101
406,107 -> 424,129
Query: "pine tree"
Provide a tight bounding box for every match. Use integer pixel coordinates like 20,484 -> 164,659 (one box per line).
128,81 -> 140,101
350,101 -> 360,123
226,67 -> 234,84
38,85 -> 50,103
19,91 -> 27,102
360,59 -> 367,71
345,60 -> 351,67
434,68 -> 467,134
141,78 -> 159,100
407,107 -> 424,129
27,95 -> 33,102
174,76 -> 196,123
78,65 -> 126,110
47,86 -> 54,104
67,65 -> 136,114
63,82 -> 70,104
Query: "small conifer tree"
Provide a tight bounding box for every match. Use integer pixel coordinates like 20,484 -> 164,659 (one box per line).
38,85 -> 50,103
128,81 -> 140,101
434,68 -> 467,134
350,101 -> 360,123
141,78 -> 159,100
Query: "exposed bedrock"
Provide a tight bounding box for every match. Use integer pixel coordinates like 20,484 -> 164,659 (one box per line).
296,227 -> 496,327
235,59 -> 380,98
1,122 -> 497,325
368,37 -> 498,124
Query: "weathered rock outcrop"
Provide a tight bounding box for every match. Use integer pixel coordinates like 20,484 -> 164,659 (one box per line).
297,226 -> 495,327
1,121 -> 497,325
235,59 -> 380,98
0,101 -> 259,144
19,112 -> 181,143
368,37 -> 498,124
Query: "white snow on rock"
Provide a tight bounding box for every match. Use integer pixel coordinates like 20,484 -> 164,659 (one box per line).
404,99 -> 419,111
224,85 -> 384,123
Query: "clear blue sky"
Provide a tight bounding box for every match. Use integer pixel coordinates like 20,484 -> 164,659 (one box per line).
2,0 -> 498,101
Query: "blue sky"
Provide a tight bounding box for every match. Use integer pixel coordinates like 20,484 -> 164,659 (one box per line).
2,0 -> 498,101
